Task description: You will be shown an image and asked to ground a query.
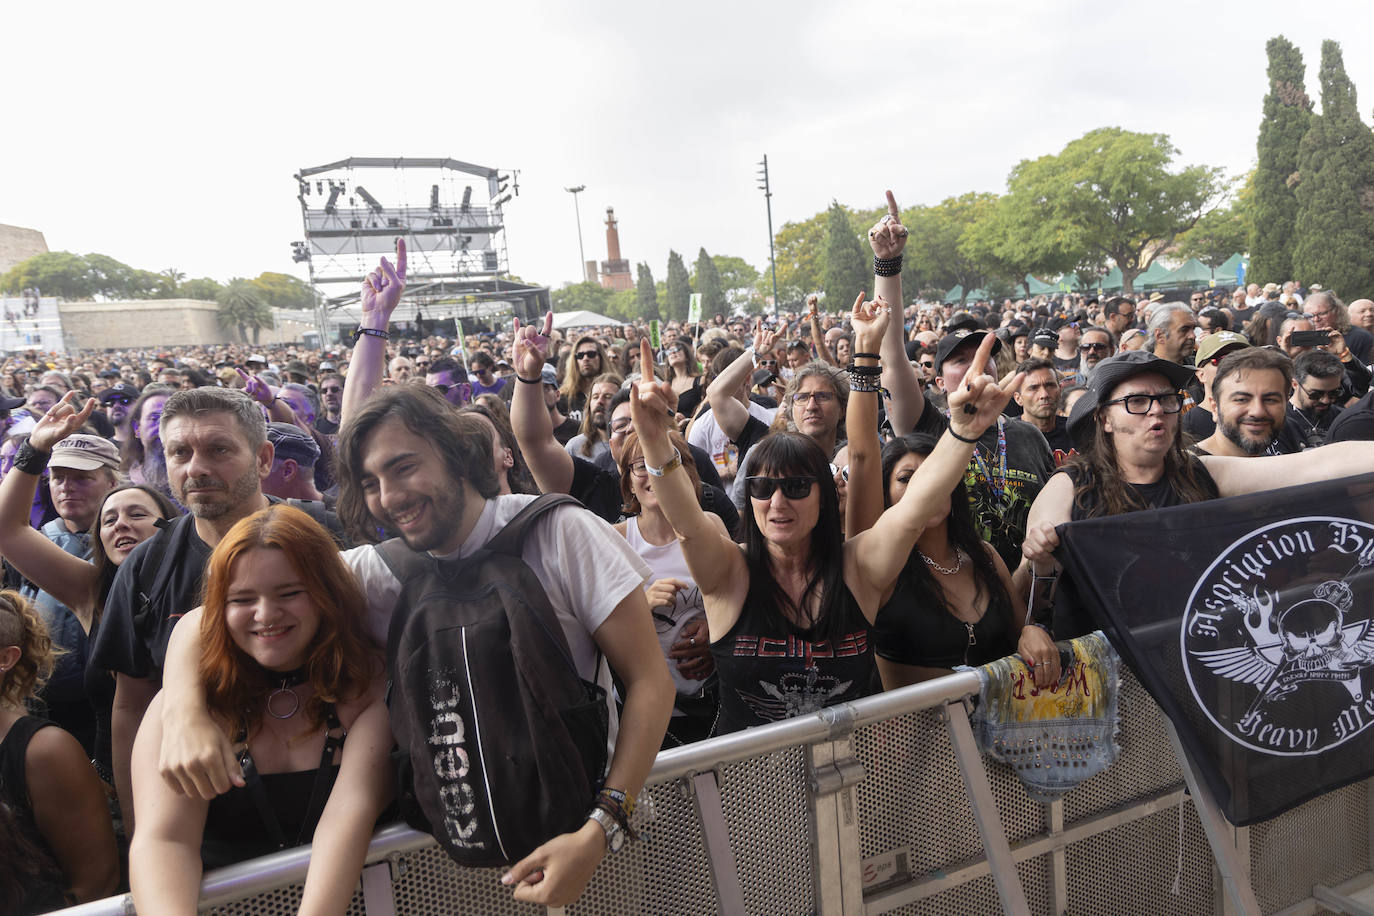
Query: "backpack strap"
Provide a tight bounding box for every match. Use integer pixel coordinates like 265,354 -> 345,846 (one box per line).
485,494 -> 581,558
135,519 -> 179,613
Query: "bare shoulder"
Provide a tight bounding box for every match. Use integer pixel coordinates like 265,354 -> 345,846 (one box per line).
1027,470 -> 1074,524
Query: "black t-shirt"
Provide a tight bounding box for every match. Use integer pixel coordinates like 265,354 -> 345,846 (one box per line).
1041,415 -> 1077,467
1181,404 -> 1216,441
89,513 -> 212,685
911,395 -> 1054,571
1346,326 -> 1373,365
552,416 -> 580,446
1328,390 -> 1374,442
315,415 -> 340,436
571,455 -> 740,536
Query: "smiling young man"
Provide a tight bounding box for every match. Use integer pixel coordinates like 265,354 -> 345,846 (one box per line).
1193,348 -> 1294,457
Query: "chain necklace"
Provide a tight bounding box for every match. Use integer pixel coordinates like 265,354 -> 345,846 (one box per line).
918,546 -> 968,576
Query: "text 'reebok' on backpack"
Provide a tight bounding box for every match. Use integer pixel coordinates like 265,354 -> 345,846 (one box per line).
380,494 -> 609,867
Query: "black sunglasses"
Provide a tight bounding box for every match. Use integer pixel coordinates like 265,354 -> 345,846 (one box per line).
1079,342 -> 1109,352
1301,385 -> 1340,403
576,350 -> 600,360
104,396 -> 132,406
746,475 -> 817,500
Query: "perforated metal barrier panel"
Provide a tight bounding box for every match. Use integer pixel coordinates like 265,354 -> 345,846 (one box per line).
58,670 -> 1372,916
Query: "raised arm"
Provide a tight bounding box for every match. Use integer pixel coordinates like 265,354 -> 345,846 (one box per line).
510,312 -> 573,495
342,238 -> 406,425
807,296 -> 836,365
848,332 -> 1019,616
1203,441 -> 1374,496
0,393 -> 104,617
842,294 -> 887,537
870,191 -> 924,435
237,369 -> 297,427
631,339 -> 744,603
705,323 -> 772,441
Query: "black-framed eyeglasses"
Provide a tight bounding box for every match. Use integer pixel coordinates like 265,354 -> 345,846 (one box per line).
792,390 -> 835,405
1301,385 -> 1340,403
1103,391 -> 1185,414
629,460 -> 648,478
1079,342 -> 1109,352
576,350 -> 600,360
746,475 -> 817,500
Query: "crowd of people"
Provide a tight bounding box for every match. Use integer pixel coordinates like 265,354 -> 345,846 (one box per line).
2,194 -> 1373,912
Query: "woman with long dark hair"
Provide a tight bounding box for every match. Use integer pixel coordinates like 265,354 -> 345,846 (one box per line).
867,435 -> 1020,688
130,504 -> 391,913
623,299 -> 1018,733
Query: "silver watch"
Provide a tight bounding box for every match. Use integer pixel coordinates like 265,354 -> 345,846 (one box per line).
587,806 -> 625,852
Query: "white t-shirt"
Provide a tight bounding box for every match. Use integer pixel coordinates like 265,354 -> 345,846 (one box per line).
344,494 -> 652,742
687,401 -> 777,482
623,516 -> 704,704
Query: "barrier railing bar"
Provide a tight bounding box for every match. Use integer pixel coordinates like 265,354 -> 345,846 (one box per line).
865,786 -> 1189,913
1049,798 -> 1068,916
360,862 -> 396,916
690,771 -> 748,916
1312,883 -> 1374,916
808,739 -> 866,914
1164,718 -> 1261,916
942,699 -> 1031,916
649,672 -> 982,784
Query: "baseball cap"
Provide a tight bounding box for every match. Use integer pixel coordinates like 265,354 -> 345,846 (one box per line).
540,364 -> 558,386
752,368 -> 779,388
0,395 -> 25,412
1066,350 -> 1198,446
318,361 -> 336,371
1031,328 -> 1059,350
266,422 -> 320,466
49,434 -> 121,472
934,329 -> 1001,374
98,382 -> 140,404
283,360 -> 311,378
247,353 -> 268,364
1195,331 -> 1250,364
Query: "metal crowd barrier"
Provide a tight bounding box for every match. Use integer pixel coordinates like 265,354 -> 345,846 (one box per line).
54,668 -> 1373,915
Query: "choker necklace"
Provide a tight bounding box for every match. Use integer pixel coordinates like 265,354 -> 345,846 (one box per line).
919,547 -> 968,576
266,667 -> 309,720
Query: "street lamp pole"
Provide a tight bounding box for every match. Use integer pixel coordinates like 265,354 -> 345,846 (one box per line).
565,185 -> 587,283
756,156 -> 779,318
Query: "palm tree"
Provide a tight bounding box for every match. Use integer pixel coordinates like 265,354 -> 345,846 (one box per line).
216,278 -> 273,344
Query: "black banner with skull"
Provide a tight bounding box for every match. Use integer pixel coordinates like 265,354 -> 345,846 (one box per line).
1055,473 -> 1374,825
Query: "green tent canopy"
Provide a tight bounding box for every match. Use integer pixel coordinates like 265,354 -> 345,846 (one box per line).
1215,253 -> 1245,284
1134,260 -> 1176,289
1154,258 -> 1216,287
943,285 -> 963,303
1024,274 -> 1059,295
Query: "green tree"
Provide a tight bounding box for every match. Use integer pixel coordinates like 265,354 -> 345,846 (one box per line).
550,281 -> 613,316
635,263 -> 660,322
665,250 -> 691,321
694,247 -> 726,318
712,255 -> 761,312
1175,178 -> 1253,267
606,288 -> 639,323
1292,40 -> 1374,299
902,193 -> 1006,304
251,272 -> 319,310
1249,36 -> 1313,285
178,277 -> 225,300
83,253 -> 136,299
961,193 -> 1081,297
999,127 -> 1226,294
0,252 -> 96,299
216,278 -> 273,344
765,210 -> 827,306
822,201 -> 868,308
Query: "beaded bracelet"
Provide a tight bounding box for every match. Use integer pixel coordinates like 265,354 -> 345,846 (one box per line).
873,255 -> 903,277
848,374 -> 884,394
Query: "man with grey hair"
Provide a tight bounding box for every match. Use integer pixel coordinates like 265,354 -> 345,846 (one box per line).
1304,290 -> 1372,365
90,385 -> 274,830
1144,302 -> 1198,367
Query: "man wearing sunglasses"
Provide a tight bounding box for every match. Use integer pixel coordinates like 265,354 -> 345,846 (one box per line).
1075,326 -> 1116,384
1018,349 -> 1374,688
1286,350 -> 1345,449
98,382 -> 141,453
424,357 -> 472,407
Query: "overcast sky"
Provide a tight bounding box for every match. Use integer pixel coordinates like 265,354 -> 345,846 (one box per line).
6,0 -> 1373,297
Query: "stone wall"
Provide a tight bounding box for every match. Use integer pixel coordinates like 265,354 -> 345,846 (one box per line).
0,223 -> 49,274
58,299 -> 315,350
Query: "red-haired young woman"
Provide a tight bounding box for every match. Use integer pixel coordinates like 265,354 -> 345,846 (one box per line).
130,505 -> 391,916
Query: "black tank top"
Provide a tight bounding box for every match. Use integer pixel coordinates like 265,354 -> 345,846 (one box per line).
709,582 -> 877,735
0,716 -> 71,911
873,561 -> 1017,669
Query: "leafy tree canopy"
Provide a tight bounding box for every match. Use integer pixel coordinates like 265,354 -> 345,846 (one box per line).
251,272 -> 319,310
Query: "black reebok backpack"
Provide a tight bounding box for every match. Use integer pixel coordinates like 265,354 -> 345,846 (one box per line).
380,494 -> 609,867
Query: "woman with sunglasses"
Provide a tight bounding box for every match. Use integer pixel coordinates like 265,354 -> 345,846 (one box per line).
628,301 -> 1018,734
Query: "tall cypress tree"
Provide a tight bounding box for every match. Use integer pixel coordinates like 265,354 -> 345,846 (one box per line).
635,262 -> 659,321
822,201 -> 869,308
694,248 -> 726,318
1249,36 -> 1312,284
1292,40 -> 1374,299
665,250 -> 691,321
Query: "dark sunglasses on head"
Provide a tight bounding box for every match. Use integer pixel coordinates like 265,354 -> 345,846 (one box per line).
746,475 -> 817,500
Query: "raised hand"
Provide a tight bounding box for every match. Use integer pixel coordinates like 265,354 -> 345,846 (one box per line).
360,238 -> 407,323
629,338 -> 678,445
512,311 -> 554,380
867,190 -> 908,259
806,294 -> 820,320
30,391 -> 95,452
751,320 -> 777,356
236,367 -> 273,406
849,292 -> 891,352
946,332 -> 1021,441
